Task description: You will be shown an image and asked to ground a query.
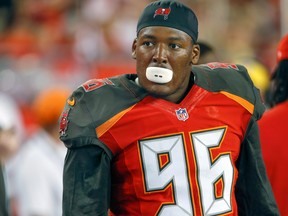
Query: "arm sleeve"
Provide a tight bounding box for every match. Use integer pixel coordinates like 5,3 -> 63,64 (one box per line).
235,119 -> 280,216
62,144 -> 111,216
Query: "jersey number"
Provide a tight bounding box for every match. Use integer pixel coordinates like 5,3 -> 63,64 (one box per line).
81,78 -> 114,92
139,128 -> 233,216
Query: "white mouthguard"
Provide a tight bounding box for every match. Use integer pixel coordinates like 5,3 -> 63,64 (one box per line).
146,67 -> 173,84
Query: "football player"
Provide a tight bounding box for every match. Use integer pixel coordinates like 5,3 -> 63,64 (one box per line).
60,1 -> 279,215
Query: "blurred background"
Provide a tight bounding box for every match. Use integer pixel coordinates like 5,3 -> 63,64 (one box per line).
0,0 -> 287,215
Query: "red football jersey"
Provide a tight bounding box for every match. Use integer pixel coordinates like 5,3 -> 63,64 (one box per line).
97,85 -> 251,216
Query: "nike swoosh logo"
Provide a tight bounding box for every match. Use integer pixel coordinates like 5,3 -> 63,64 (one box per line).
67,97 -> 75,106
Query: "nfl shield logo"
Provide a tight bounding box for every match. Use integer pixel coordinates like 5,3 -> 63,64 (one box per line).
175,108 -> 189,121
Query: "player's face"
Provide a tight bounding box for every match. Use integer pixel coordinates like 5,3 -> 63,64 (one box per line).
132,26 -> 200,103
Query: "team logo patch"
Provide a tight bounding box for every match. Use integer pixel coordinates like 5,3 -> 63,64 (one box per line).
154,7 -> 171,20
175,108 -> 189,121
59,108 -> 70,137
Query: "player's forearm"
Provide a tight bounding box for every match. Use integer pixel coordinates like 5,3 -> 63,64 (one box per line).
62,145 -> 111,216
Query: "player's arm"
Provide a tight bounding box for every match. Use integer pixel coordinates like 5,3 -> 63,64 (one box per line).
62,142 -> 112,216
59,86 -> 113,216
235,119 -> 280,216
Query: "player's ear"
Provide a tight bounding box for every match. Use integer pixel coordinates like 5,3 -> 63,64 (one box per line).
191,43 -> 200,65
132,38 -> 137,59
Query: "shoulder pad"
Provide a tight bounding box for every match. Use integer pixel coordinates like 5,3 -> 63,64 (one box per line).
192,63 -> 265,119
59,76 -> 147,147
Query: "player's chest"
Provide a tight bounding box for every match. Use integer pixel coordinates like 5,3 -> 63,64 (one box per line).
100,90 -> 251,159
107,92 -> 249,216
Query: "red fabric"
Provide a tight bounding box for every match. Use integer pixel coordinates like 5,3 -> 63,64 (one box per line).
259,101 -> 288,216
277,34 -> 288,63
100,86 -> 252,215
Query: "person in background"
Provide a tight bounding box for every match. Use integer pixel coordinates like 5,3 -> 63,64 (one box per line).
259,34 -> 288,216
0,92 -> 24,216
11,87 -> 70,216
197,41 -> 219,64
60,1 -> 279,215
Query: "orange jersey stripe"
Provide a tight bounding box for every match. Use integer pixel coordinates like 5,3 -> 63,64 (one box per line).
96,104 -> 136,138
220,91 -> 254,114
